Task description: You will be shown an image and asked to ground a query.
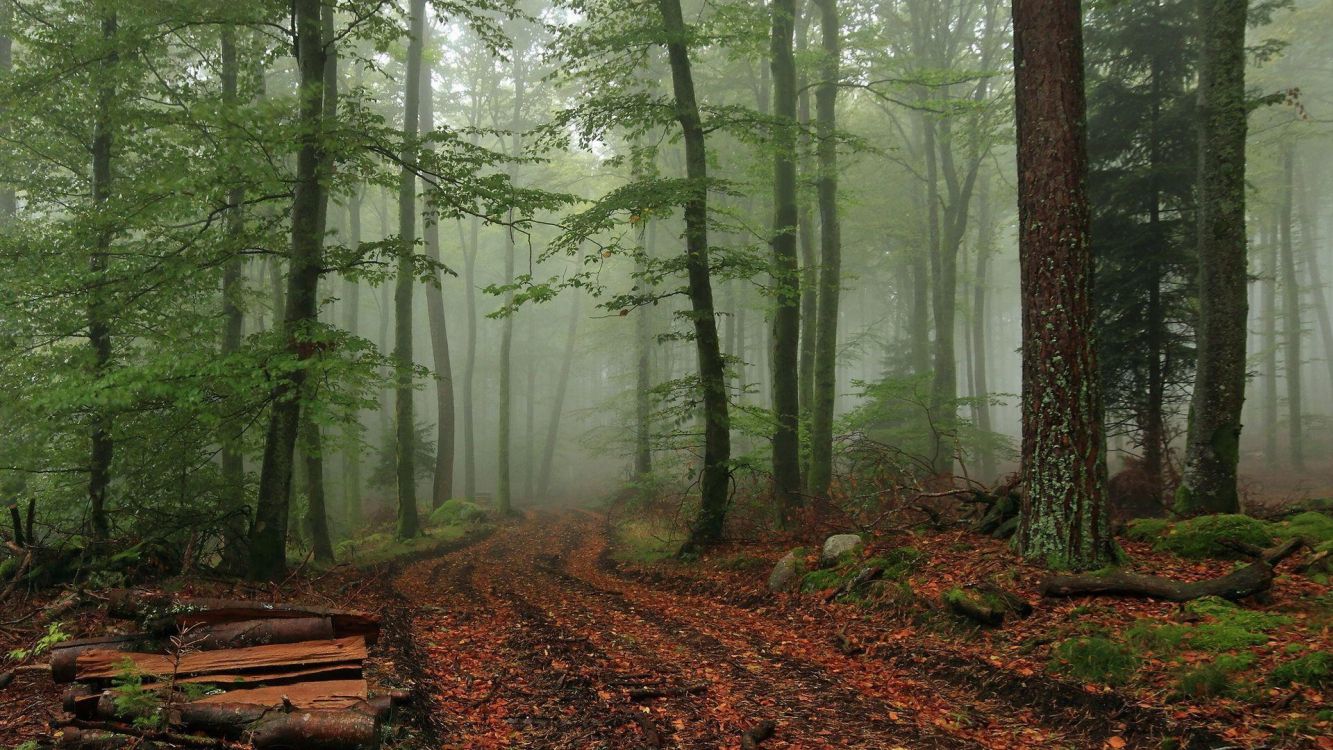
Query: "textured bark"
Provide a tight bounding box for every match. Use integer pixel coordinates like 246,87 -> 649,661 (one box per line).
0,1 -> 12,219
1279,145 -> 1303,470
1260,221 -> 1279,462
88,12 -> 117,544
497,45 -> 526,517
769,0 -> 803,519
634,223 -> 654,478
796,0 -> 816,432
1011,0 -> 1114,570
1178,0 -> 1248,514
302,416 -> 334,563
421,21 -> 455,508
343,196 -> 363,529
538,294 -> 580,496
218,25 -> 247,563
394,0 -> 426,538
249,0 -> 326,580
659,0 -> 732,552
74,636 -> 367,681
970,179 -> 995,478
806,0 -> 840,498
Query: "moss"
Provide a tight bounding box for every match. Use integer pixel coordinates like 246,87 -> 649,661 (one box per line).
715,554 -> 768,572
1174,653 -> 1255,699
1269,651 -> 1331,689
1273,511 -> 1333,545
429,498 -> 487,526
1126,620 -> 1189,653
1153,514 -> 1274,559
800,568 -> 844,593
611,519 -> 683,564
1125,517 -> 1171,543
1049,636 -> 1139,686
865,546 -> 924,579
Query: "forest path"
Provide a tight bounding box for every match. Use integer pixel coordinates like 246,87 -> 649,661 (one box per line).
384,509 -> 1112,750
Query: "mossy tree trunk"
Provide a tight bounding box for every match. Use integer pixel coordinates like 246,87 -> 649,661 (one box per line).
1011,0 -> 1115,571
1177,0 -> 1248,515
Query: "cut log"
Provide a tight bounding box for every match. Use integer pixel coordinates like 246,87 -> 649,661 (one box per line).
628,682 -> 708,701
181,704 -> 379,748
52,635 -> 153,683
1041,560 -> 1275,602
56,721 -> 224,749
175,662 -> 362,687
75,635 -> 366,682
106,591 -> 379,643
192,617 -> 336,649
193,679 -> 368,709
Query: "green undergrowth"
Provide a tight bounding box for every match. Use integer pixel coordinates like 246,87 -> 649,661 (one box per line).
429,498 -> 489,526
1048,636 -> 1139,685
1127,596 -> 1290,654
1270,650 -> 1332,688
1173,654 -> 1256,699
798,545 -> 925,601
610,517 -> 683,564
337,518 -> 485,567
1125,511 -> 1333,560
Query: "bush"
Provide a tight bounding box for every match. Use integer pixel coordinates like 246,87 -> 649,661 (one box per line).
1154,514 -> 1275,559
1174,654 -> 1255,699
1049,636 -> 1139,685
1270,651 -> 1332,689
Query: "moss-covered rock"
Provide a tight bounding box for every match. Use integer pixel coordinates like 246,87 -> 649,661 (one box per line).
767,548 -> 807,593
1153,514 -> 1275,559
1273,511 -> 1333,546
429,498 -> 487,526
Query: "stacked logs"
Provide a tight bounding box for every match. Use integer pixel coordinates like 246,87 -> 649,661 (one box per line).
49,594 -> 406,749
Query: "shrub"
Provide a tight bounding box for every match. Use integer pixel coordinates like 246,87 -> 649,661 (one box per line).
1270,651 -> 1332,689
1154,514 -> 1274,559
1174,654 -> 1255,699
1049,637 -> 1139,685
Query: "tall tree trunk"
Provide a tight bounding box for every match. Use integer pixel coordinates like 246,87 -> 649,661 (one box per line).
538,294 -> 580,496
497,46 -> 526,517
1142,51 -> 1167,491
1279,145 -> 1303,470
1296,169 -> 1333,404
302,414 -> 334,563
806,0 -> 841,498
462,214 -> 479,501
250,0 -> 327,580
1261,221 -> 1279,463
634,222 -> 654,477
420,20 -> 455,508
1178,0 -> 1248,515
394,0 -> 426,539
218,24 -> 247,559
343,195 -> 363,530
88,12 -> 117,544
1011,0 -> 1114,570
769,0 -> 802,520
970,178 -> 995,478
796,1 -> 817,435
659,0 -> 731,553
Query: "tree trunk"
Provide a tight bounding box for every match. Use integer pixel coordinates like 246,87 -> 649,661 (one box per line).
538,294 -> 580,497
796,0 -> 817,436
87,12 -> 117,544
659,0 -> 732,553
970,178 -> 995,478
1296,168 -> 1333,405
0,0 -> 12,219
1011,0 -> 1114,570
769,0 -> 802,520
1279,145 -> 1303,470
634,222 -> 654,478
1261,220 -> 1279,463
806,0 -> 840,499
497,44 -> 526,517
250,0 -> 327,580
1178,0 -> 1248,515
420,20 -> 455,508
343,196 -> 363,530
394,0 -> 426,539
462,213 -> 479,501
302,415 -> 334,563
218,25 -> 247,561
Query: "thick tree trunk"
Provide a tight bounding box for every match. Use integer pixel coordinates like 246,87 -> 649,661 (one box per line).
1279,145 -> 1303,470
462,213 -> 479,501
88,12 -> 117,544
769,0 -> 803,519
343,196 -> 363,530
1178,0 -> 1248,515
1011,0 -> 1114,570
302,416 -> 334,563
1261,221 -> 1279,462
420,20 -> 455,508
806,0 -> 840,498
394,0 -> 426,539
218,25 -> 247,562
658,0 -> 732,552
0,1 -> 12,219
250,0 -> 327,580
796,1 -> 817,437
538,294 -> 580,496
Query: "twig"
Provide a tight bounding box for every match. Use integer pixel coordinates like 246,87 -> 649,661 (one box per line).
628,682 -> 708,701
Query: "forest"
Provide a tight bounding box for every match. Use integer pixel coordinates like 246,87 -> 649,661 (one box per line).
0,0 -> 1331,747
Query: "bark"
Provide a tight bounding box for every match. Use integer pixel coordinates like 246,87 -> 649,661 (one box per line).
796,0 -> 817,430
88,12 -> 117,544
538,294 -> 580,496
1011,0 -> 1114,570
970,178 -> 995,478
104,592 -> 379,641
73,636 -> 367,682
634,223 -> 654,478
806,0 -> 840,498
769,0 -> 803,519
218,25 -> 248,566
302,416 -> 334,563
1142,55 -> 1167,488
1040,545 -> 1298,602
394,0 -> 426,538
497,44 -> 526,517
343,196 -> 363,529
0,0 -> 13,219
249,0 -> 327,580
1279,145 -> 1303,470
1178,0 -> 1248,515
462,213 -> 479,501
1261,220 -> 1279,462
1296,168 -> 1333,402
658,0 -> 732,552
421,21 -> 456,508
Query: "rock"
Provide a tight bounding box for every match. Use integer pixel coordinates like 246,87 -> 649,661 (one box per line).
767,549 -> 806,592
820,534 -> 864,567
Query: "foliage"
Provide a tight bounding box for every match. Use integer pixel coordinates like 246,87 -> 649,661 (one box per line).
6,622 -> 70,662
1174,654 -> 1255,699
111,659 -> 165,730
369,422 -> 437,491
1269,651 -> 1331,688
1049,636 -> 1140,686
1272,512 -> 1333,546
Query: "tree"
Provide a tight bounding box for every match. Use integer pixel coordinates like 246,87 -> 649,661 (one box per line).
1011,0 -> 1115,570
88,10 -> 117,543
250,0 -> 329,580
1177,0 -> 1248,515
805,0 -> 840,498
769,0 -> 802,518
394,0 -> 427,539
1278,144 -> 1303,470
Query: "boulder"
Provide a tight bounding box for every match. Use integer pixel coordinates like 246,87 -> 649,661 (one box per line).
767,549 -> 806,592
820,534 -> 864,567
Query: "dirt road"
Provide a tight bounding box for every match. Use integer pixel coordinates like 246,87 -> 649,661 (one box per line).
385,510 -> 1208,750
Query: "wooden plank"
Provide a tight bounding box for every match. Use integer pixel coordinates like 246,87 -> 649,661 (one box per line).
74,636 -> 366,681
175,663 -> 362,687
192,679 -> 368,710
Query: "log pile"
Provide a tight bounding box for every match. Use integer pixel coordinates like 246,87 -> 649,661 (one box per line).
47,594 -> 404,749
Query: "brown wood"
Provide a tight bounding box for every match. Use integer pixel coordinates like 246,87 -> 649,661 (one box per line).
1040,560 -> 1275,602
193,679 -> 367,709
175,662 -> 363,687
75,635 -> 366,681
628,682 -> 708,701
192,617 -> 336,649
107,591 -> 379,642
52,635 -> 152,683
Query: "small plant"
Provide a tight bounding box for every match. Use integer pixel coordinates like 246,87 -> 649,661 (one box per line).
1049,636 -> 1139,685
6,622 -> 70,662
111,659 -> 165,729
1270,651 -> 1331,689
1174,654 -> 1255,699
800,568 -> 844,593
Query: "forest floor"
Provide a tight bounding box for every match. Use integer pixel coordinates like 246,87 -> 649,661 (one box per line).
2,506 -> 1328,749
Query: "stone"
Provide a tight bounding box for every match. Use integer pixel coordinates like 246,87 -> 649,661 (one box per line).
767,549 -> 806,592
820,534 -> 864,567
